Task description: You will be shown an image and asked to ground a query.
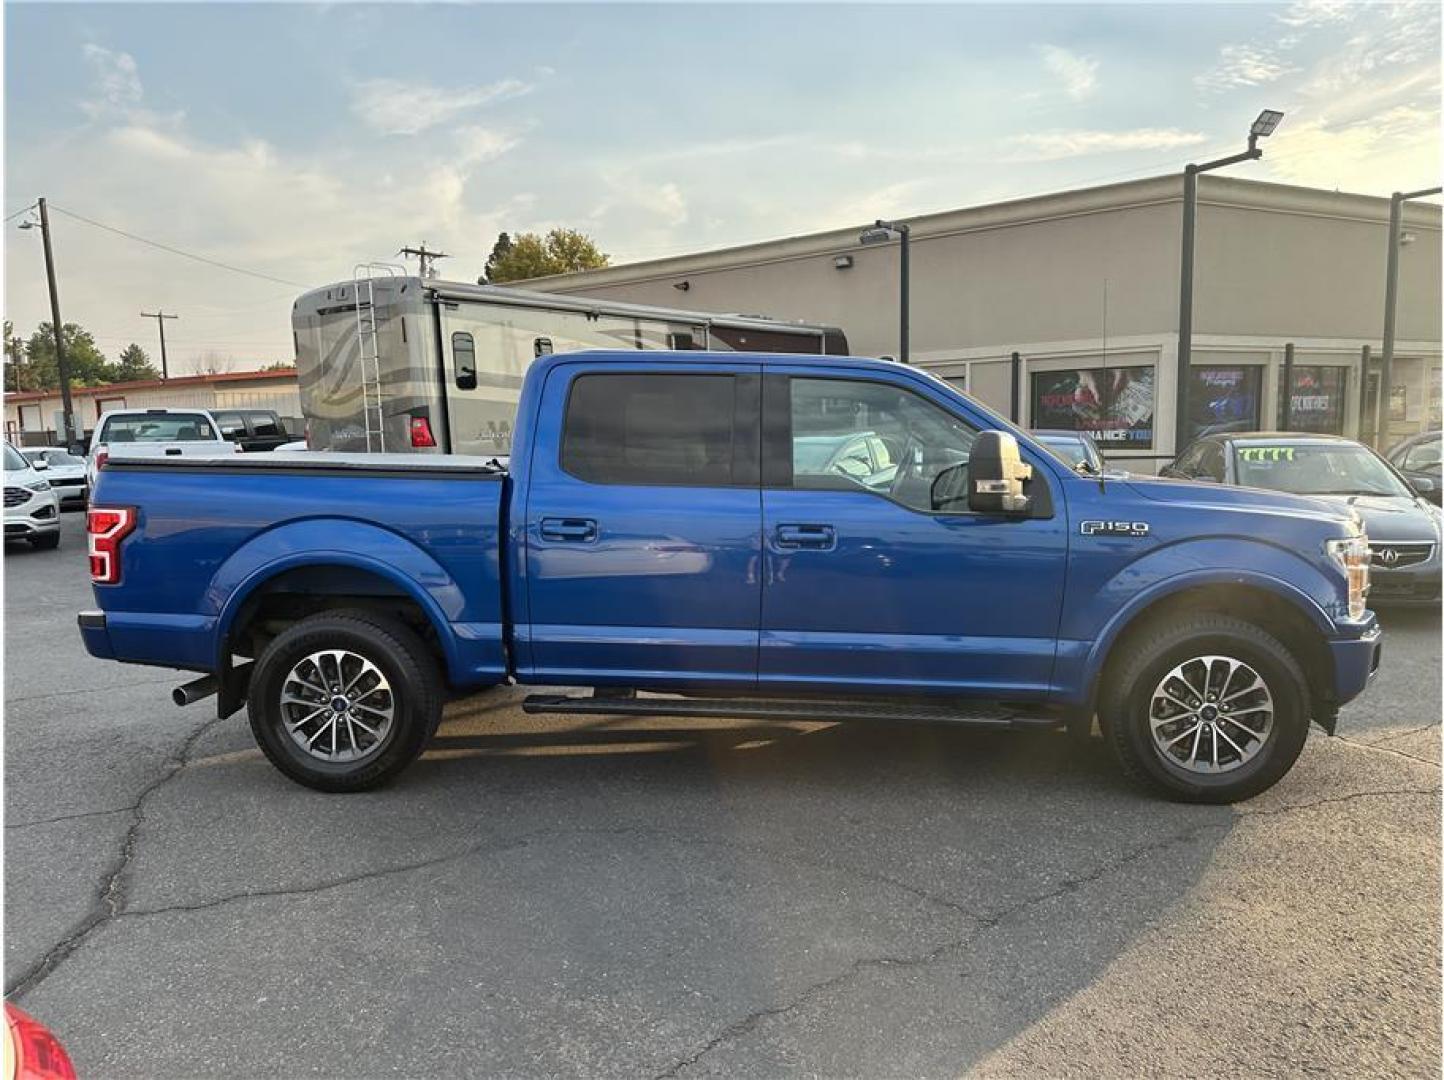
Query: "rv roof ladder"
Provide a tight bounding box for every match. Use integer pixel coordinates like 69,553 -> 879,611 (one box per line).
352,263 -> 398,452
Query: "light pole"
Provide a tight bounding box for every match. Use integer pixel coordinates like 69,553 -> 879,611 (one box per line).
18,198 -> 79,450
1375,185 -> 1441,448
1174,109 -> 1283,449
860,219 -> 910,363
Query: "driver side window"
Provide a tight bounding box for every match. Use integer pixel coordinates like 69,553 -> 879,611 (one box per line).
787,377 -> 978,512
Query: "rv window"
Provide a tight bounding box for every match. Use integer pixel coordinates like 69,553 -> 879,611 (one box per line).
453,332 -> 477,390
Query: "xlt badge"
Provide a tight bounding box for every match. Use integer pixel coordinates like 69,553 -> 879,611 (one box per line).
1081,520 -> 1150,537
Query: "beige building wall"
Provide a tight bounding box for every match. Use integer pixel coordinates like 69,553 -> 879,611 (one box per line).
527,174 -> 1442,467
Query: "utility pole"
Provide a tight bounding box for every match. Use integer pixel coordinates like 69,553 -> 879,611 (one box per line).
20,199 -> 78,448
1376,186 -> 1441,448
398,243 -> 450,280
140,310 -> 179,380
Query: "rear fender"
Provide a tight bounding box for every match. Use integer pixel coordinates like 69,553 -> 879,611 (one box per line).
210,518 -> 498,686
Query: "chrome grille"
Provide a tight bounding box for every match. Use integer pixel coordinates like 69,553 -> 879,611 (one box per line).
3,487 -> 29,507
1369,541 -> 1435,570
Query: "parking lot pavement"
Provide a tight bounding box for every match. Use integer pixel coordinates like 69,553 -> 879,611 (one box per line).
5,511 -> 1440,1077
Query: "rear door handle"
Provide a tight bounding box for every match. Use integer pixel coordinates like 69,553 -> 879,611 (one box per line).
540,517 -> 598,543
775,523 -> 836,550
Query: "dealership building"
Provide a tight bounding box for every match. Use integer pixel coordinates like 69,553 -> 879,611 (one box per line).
528,174 -> 1442,470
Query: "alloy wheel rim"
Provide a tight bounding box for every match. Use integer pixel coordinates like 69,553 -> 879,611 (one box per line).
1148,655 -> 1273,775
279,649 -> 394,763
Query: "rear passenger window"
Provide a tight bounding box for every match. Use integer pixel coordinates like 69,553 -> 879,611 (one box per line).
561,374 -> 755,487
246,413 -> 282,437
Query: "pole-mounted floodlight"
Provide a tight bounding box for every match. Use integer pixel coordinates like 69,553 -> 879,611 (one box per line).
858,220 -> 911,362
1251,109 -> 1284,138
1175,110 -> 1284,450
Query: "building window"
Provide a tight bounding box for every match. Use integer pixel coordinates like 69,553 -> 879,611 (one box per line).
1188,366 -> 1262,440
1030,366 -> 1155,449
1279,366 -> 1347,434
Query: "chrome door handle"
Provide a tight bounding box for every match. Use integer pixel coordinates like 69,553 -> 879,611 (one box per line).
540,517 -> 598,542
775,523 -> 836,550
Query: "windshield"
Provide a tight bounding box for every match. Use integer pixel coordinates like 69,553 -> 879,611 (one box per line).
23,449 -> 82,467
100,413 -> 218,443
1036,435 -> 1094,471
1234,442 -> 1413,498
4,444 -> 27,471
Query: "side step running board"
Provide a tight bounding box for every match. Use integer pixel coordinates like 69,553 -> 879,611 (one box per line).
522,693 -> 1063,730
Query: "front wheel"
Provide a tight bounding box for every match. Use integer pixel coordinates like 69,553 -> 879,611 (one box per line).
248,610 -> 442,792
1101,614 -> 1311,804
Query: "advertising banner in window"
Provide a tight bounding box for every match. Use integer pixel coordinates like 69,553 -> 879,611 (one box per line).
1031,366 -> 1154,448
1188,366 -> 1262,440
1279,366 -> 1347,434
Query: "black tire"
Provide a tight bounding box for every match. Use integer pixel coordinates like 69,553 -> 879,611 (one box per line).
30,532 -> 60,550
1101,614 -> 1311,804
248,609 -> 442,792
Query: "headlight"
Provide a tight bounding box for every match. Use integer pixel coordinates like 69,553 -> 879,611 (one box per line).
1326,535 -> 1370,620
24,479 -> 51,493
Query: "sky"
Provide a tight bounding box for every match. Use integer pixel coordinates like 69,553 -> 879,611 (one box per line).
4,1 -> 1440,373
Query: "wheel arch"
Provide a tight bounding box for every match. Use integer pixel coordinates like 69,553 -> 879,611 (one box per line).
1085,575 -> 1336,728
213,530 -> 465,686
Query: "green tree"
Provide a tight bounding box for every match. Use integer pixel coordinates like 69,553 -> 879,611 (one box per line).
3,321 -> 26,392
111,342 -> 160,382
480,232 -> 513,284
24,322 -> 112,388
483,228 -> 609,283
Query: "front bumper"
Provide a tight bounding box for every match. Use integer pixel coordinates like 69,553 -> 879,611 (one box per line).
1328,616 -> 1383,707
4,493 -> 60,538
1365,567 -> 1442,607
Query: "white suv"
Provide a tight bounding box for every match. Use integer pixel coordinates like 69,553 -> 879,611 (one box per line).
4,443 -> 61,549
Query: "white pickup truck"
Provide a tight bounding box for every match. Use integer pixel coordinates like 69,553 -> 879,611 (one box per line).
86,408 -> 239,491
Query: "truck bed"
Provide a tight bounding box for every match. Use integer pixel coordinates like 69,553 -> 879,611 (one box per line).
84,453 -> 510,687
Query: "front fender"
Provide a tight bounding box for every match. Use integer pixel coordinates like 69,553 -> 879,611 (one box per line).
211,518 -> 504,686
1056,537 -> 1342,707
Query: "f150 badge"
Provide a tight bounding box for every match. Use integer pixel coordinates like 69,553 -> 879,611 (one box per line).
1081,520 -> 1150,537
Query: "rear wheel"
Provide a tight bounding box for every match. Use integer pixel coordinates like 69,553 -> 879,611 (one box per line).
1101,614 -> 1310,803
248,610 -> 441,792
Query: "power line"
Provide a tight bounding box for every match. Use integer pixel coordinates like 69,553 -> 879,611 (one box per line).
4,203 -> 37,224
47,204 -> 306,288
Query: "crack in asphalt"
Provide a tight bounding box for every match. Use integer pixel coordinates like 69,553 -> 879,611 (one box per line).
5,806 -> 136,831
648,783 -> 1444,1077
5,675 -> 179,704
5,712 -> 232,1000
1332,733 -> 1442,769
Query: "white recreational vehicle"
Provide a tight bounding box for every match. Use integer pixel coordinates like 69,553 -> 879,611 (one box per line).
292,268 -> 848,456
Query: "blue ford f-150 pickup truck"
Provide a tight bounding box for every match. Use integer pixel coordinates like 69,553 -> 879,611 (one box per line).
79,351 -> 1381,802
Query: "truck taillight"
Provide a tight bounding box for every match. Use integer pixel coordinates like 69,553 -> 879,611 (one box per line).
87,506 -> 136,584
94,449 -> 109,471
410,416 -> 437,448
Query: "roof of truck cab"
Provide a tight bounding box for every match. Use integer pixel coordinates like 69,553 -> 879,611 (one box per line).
536,348 -> 893,370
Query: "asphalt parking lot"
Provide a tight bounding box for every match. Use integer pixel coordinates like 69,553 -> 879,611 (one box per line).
4,511 -> 1440,1078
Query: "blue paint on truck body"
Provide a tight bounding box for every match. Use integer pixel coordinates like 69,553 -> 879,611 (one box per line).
82,351 -> 1380,716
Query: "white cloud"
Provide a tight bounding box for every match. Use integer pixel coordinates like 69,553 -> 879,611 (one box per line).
1261,105 -> 1441,194
350,77 -> 532,136
1040,45 -> 1098,101
455,127 -> 522,166
1194,43 -> 1299,93
80,44 -> 143,117
1005,128 -> 1208,162
1277,0 -> 1359,29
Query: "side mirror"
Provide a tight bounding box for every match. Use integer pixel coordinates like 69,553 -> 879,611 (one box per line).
965,431 -> 1032,514
1411,476 -> 1436,495
31,457 -> 48,471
